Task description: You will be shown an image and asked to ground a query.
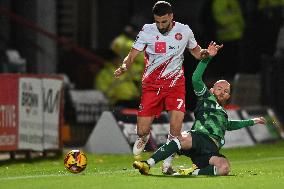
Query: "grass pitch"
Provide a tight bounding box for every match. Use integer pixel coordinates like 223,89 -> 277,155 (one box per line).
1,141 -> 284,189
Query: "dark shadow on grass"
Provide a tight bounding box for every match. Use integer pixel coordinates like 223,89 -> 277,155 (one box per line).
146,174 -> 237,178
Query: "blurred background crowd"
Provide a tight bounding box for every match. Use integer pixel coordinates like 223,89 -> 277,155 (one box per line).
0,0 -> 284,146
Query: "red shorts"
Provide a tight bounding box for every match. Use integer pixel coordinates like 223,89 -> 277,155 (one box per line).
138,85 -> 186,117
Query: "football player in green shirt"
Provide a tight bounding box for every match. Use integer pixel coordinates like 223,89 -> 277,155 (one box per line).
133,41 -> 266,176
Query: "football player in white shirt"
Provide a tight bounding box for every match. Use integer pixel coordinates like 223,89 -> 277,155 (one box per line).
114,1 -> 212,174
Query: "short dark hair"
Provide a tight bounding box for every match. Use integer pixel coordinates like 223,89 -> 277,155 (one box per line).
152,1 -> 172,16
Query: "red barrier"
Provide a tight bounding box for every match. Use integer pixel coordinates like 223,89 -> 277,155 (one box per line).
0,74 -> 19,151
0,74 -> 63,153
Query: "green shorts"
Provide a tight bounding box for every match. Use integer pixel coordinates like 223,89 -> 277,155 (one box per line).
179,131 -> 225,168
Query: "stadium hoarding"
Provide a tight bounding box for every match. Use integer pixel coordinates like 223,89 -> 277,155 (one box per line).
0,74 -> 63,153
18,77 -> 43,151
42,78 -> 63,150
99,108 -> 283,153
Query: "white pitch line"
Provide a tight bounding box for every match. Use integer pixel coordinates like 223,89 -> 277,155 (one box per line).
0,169 -> 138,181
1,156 -> 284,181
0,174 -> 71,181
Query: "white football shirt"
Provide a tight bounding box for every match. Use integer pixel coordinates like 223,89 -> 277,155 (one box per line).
133,21 -> 197,88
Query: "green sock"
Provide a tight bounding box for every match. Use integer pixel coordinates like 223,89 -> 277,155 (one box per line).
147,139 -> 180,166
193,165 -> 217,176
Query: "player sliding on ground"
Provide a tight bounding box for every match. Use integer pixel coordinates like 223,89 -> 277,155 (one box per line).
133,41 -> 266,176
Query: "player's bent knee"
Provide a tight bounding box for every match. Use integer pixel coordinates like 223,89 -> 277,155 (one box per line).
217,163 -> 230,176
210,156 -> 230,176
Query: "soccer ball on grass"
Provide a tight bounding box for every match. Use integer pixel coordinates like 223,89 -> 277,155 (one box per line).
64,149 -> 87,173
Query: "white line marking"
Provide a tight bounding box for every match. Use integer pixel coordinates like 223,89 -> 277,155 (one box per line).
1,156 -> 284,181
0,174 -> 71,181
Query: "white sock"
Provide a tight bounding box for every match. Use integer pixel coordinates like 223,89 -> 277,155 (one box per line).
214,166 -> 217,175
192,169 -> 200,176
147,158 -> 155,167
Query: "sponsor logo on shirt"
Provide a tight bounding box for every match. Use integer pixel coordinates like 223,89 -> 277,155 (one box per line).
155,42 -> 166,53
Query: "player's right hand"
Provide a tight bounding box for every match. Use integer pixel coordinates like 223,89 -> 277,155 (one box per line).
114,68 -> 123,78
114,64 -> 127,78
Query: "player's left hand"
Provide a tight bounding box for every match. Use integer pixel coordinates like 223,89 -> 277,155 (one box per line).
207,41 -> 223,57
252,117 -> 266,125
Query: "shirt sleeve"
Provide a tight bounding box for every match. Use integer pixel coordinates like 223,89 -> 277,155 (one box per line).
192,57 -> 212,96
132,25 -> 147,51
186,26 -> 198,49
227,119 -> 254,131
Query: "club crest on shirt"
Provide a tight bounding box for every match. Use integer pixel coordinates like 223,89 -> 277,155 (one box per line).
175,33 -> 182,41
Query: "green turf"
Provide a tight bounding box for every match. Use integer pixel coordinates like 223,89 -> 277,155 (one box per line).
1,141 -> 284,189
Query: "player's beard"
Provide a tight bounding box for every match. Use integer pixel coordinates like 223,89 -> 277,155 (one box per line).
158,24 -> 170,34
217,96 -> 226,107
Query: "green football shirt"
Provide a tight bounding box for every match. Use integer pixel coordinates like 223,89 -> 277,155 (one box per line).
191,57 -> 254,147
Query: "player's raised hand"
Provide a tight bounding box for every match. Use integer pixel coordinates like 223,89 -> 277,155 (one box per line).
207,41 -> 223,57
252,117 -> 266,125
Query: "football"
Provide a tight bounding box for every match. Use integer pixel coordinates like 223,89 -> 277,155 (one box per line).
64,150 -> 87,173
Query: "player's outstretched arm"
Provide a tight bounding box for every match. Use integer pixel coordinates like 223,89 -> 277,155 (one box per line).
227,117 -> 266,131
114,48 -> 140,78
192,41 -> 223,94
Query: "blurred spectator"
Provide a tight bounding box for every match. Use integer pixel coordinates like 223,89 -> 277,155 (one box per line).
240,0 -> 284,71
275,23 -> 284,57
110,16 -> 146,91
95,49 -> 140,108
256,0 -> 284,56
202,0 -> 245,79
257,0 -> 284,55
